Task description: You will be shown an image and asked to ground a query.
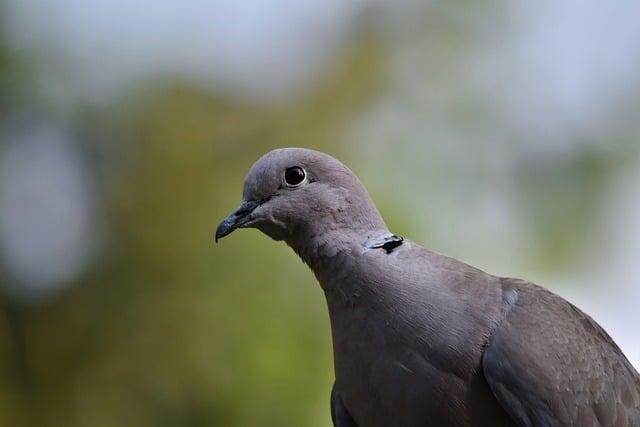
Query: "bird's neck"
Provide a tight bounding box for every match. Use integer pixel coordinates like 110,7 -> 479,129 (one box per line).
287,226 -> 389,293
285,195 -> 389,293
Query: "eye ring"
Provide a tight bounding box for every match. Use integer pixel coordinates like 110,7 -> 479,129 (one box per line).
284,166 -> 307,187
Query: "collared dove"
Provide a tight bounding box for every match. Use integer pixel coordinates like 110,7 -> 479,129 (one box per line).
216,148 -> 640,427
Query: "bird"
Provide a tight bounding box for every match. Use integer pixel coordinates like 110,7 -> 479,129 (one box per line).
215,148 -> 640,427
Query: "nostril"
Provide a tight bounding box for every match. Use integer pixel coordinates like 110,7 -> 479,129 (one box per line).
235,200 -> 259,216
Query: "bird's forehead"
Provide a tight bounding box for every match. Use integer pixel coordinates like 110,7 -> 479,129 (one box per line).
242,149 -> 309,200
241,148 -> 348,200
242,160 -> 279,200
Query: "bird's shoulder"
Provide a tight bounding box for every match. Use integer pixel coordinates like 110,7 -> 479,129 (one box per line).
383,241 -> 506,303
374,240 -> 496,283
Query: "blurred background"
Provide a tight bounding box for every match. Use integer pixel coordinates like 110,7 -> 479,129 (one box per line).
0,0 -> 639,426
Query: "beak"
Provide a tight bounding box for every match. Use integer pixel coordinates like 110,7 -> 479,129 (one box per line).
215,200 -> 260,242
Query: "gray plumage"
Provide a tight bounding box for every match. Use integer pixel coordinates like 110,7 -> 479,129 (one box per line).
216,148 -> 640,427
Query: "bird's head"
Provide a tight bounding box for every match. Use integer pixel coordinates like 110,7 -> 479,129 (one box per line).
215,148 -> 387,247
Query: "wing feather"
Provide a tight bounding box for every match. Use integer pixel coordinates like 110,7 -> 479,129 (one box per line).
482,278 -> 640,426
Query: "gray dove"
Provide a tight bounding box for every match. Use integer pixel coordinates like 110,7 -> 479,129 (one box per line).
215,148 -> 640,427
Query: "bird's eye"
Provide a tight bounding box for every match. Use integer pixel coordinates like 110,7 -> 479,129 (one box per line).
284,166 -> 307,187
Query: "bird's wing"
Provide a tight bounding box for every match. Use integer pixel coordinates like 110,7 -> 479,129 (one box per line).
482,278 -> 640,426
331,382 -> 357,427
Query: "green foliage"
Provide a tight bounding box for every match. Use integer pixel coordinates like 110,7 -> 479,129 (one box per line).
0,41 -> 385,427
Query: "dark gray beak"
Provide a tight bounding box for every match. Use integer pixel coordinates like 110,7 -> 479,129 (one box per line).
215,200 -> 260,242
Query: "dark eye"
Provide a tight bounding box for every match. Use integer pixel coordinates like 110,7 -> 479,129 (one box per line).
284,166 -> 307,187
